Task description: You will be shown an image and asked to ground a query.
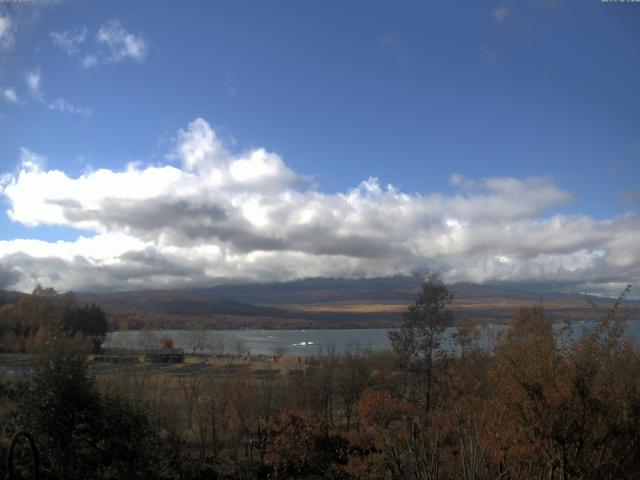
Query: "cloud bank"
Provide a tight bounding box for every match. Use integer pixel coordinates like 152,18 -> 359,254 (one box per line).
0,118 -> 638,294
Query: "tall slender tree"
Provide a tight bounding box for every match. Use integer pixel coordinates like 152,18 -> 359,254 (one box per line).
389,276 -> 453,414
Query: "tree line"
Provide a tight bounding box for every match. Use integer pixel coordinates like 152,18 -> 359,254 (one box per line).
0,285 -> 108,353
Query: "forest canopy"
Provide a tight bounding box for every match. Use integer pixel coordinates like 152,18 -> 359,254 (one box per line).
0,285 -> 108,353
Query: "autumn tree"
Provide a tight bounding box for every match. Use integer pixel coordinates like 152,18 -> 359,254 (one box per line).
176,370 -> 205,431
184,329 -> 208,355
228,368 -> 259,457
137,327 -> 159,350
349,388 -> 438,480
389,276 -> 453,413
60,303 -> 108,352
336,347 -> 373,432
11,286 -> 76,344
0,287 -> 108,353
452,318 -> 481,359
16,336 -> 162,479
266,410 -> 349,479
210,333 -> 226,356
487,305 -> 559,475
233,338 -> 248,358
202,369 -> 231,456
486,295 -> 640,479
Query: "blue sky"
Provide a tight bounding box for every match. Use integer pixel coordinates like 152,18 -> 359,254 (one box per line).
0,0 -> 639,294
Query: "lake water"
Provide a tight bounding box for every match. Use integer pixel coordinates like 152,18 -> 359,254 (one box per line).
106,320 -> 640,357
107,328 -> 395,356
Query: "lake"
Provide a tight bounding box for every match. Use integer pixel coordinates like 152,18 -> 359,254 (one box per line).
106,320 -> 640,357
107,328 -> 395,356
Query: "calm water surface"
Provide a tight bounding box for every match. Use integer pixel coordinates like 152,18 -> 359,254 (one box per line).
106,320 -> 640,357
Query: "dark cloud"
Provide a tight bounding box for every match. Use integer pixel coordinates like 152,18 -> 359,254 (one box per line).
0,263 -> 20,290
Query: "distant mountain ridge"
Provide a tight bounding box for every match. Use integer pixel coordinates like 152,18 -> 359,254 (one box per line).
187,277 -> 608,305
77,290 -> 293,317
3,277 -> 636,330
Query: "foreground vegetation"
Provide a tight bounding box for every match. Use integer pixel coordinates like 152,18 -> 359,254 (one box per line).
0,281 -> 638,479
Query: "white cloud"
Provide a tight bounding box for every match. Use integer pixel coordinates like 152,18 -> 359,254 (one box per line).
173,118 -> 300,192
492,6 -> 511,23
25,70 -> 42,100
48,98 -> 91,119
17,147 -> 47,172
50,21 -> 149,68
80,54 -> 98,69
0,118 -> 638,293
50,27 -> 87,55
481,44 -> 497,64
0,12 -> 14,50
2,88 -> 18,103
96,20 -> 147,64
22,69 -> 91,118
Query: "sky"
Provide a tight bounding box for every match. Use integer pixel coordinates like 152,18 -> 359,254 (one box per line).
0,0 -> 639,295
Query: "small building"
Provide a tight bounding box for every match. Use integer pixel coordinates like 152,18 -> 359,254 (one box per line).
144,348 -> 185,363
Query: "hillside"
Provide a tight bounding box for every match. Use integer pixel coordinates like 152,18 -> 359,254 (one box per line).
68,277 -> 638,330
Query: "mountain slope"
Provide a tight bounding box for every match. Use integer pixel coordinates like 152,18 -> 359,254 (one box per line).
67,277 -> 636,329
